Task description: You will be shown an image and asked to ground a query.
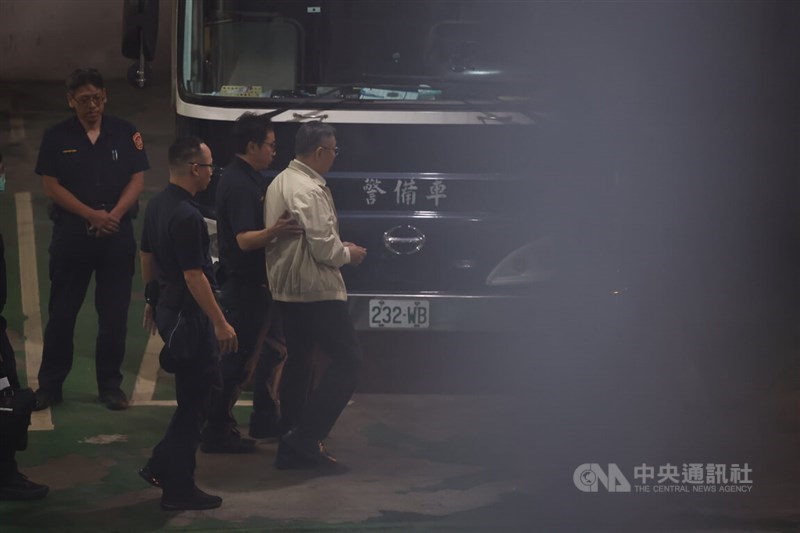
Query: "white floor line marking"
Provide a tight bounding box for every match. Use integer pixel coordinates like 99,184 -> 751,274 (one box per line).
135,400 -> 254,407
15,192 -> 53,431
132,333 -> 164,404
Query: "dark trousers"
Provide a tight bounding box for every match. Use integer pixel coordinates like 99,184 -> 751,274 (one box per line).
0,327 -> 20,481
205,279 -> 281,438
148,307 -> 220,491
0,233 -> 21,480
278,300 -> 362,442
38,220 -> 135,393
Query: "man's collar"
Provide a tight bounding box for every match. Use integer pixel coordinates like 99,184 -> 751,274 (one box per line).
232,155 -> 268,183
167,181 -> 195,199
72,114 -> 104,135
288,159 -> 326,186
233,154 -> 257,172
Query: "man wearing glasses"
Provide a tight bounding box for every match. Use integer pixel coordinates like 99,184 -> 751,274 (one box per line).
200,112 -> 303,453
138,137 -> 235,510
265,121 -> 366,470
33,69 -> 148,411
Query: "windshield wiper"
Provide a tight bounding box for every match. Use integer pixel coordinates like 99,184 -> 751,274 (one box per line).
262,83 -> 363,120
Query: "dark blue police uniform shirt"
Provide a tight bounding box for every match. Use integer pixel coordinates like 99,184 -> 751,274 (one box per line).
141,183 -> 217,309
215,156 -> 269,283
35,115 -> 149,210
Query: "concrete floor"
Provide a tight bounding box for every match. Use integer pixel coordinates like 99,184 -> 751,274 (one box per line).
0,77 -> 799,532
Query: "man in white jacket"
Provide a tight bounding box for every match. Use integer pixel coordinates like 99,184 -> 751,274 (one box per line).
265,121 -> 366,469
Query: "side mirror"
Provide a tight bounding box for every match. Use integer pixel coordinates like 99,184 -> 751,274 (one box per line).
122,0 -> 159,88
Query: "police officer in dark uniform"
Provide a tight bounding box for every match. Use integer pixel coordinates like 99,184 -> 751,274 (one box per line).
138,137 -> 236,511
201,112 -> 302,453
33,69 -> 148,411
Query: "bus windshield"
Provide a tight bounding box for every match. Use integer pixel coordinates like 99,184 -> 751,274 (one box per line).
178,0 -> 537,104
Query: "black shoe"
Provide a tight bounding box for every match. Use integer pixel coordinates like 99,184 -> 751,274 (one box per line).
274,440 -> 305,470
0,472 -> 49,501
33,389 -> 62,411
200,430 -> 256,454
248,414 -> 285,440
161,486 -> 222,511
275,431 -> 346,471
138,465 -> 162,488
99,388 -> 129,411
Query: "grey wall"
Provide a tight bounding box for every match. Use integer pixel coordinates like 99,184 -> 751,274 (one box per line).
0,0 -> 172,80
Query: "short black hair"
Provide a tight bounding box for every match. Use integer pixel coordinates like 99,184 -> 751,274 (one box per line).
233,112 -> 274,155
66,68 -> 104,92
295,121 -> 336,156
168,136 -> 205,167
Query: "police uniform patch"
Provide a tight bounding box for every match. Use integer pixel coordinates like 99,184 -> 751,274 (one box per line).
133,132 -> 144,151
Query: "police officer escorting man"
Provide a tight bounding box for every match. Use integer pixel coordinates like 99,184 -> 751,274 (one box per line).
138,137 -> 236,511
201,112 -> 302,453
33,68 -> 148,411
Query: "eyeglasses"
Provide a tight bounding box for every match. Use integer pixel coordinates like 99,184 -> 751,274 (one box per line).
189,162 -> 216,171
72,93 -> 104,107
263,141 -> 277,151
320,145 -> 340,156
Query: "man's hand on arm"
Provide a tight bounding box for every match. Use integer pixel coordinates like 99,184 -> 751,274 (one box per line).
183,268 -> 238,354
266,210 -> 304,245
236,210 -> 303,251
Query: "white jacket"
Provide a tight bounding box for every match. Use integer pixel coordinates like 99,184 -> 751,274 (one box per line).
264,160 -> 351,302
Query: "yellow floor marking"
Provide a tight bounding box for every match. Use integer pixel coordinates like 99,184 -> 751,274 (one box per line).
15,192 -> 53,430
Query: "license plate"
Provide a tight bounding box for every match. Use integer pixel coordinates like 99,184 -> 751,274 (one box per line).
369,299 -> 430,329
